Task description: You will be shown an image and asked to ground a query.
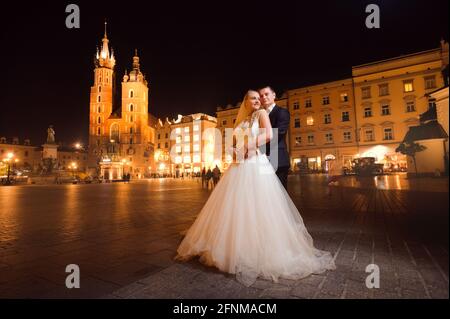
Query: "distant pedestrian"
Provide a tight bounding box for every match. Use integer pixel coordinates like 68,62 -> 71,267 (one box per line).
206,168 -> 213,189
212,165 -> 221,187
201,167 -> 207,188
327,160 -> 342,196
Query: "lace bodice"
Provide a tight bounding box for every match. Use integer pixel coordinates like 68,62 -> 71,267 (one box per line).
235,109 -> 266,137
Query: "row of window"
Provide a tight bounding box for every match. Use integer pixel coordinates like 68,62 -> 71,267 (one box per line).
363,101 -> 416,117
174,155 -> 202,164
158,142 -> 169,149
97,74 -> 109,84
361,76 -> 436,99
96,104 -> 140,114
174,134 -> 200,143
362,127 -> 393,141
291,93 -> 349,110
97,116 -> 135,124
293,112 -> 351,128
289,76 -> 437,110
157,133 -> 169,139
173,126 -> 200,134
294,131 -> 353,145
293,127 -> 394,145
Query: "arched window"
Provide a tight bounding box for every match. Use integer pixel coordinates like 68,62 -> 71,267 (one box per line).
97,116 -> 101,124
129,104 -> 134,112
130,126 -> 134,134
129,90 -> 134,98
98,86 -> 102,93
98,106 -> 101,113
110,123 -> 120,142
97,127 -> 101,136
97,95 -> 101,102
130,115 -> 133,122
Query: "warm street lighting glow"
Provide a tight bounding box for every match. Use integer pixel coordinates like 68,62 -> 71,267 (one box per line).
74,143 -> 82,149
361,145 -> 389,162
6,152 -> 14,160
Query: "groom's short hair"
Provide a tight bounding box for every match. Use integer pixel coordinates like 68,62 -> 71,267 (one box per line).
259,86 -> 276,94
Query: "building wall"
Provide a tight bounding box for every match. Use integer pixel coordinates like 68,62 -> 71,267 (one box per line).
216,104 -> 240,169
0,140 -> 40,170
0,138 -> 88,175
432,86 -> 449,169
352,46 -> 447,169
288,78 -> 358,171
57,151 -> 88,172
407,139 -> 447,175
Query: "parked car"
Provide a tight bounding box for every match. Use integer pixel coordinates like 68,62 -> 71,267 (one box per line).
352,157 -> 384,176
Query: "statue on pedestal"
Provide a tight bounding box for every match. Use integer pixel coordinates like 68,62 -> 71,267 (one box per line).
47,125 -> 56,144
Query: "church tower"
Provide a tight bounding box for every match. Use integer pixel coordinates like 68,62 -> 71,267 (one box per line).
88,22 -> 116,170
120,50 -> 153,176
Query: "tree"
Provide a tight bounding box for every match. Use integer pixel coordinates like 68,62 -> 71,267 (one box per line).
396,142 -> 427,176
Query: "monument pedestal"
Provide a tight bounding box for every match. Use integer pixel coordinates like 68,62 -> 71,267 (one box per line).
42,143 -> 58,159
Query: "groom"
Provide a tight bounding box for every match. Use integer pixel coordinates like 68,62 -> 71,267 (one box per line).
259,86 -> 291,190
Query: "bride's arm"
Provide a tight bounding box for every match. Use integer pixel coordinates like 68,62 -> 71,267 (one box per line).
243,111 -> 273,157
256,110 -> 273,147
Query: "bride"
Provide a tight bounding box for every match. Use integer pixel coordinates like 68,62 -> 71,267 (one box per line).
175,90 -> 336,286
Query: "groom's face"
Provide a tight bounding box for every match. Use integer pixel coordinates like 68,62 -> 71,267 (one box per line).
259,87 -> 276,108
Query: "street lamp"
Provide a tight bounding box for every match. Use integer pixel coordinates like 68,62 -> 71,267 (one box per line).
2,152 -> 17,185
69,162 -> 78,179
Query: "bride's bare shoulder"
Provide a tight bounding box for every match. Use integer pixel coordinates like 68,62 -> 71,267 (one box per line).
253,109 -> 268,118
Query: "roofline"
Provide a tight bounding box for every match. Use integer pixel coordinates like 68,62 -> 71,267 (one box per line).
352,47 -> 441,70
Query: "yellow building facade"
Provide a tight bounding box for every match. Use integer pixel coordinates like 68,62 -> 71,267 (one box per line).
352,41 -> 448,171
87,26 -> 156,179
288,79 -> 358,172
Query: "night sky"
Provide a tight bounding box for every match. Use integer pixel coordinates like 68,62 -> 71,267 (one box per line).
0,0 -> 448,145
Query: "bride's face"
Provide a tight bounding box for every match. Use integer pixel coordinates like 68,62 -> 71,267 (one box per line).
246,91 -> 261,112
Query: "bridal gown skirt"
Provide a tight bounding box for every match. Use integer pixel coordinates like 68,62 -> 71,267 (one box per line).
175,154 -> 336,286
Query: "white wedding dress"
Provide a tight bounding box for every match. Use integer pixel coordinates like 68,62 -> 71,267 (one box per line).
176,109 -> 336,286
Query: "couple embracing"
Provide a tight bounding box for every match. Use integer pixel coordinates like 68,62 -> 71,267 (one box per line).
175,87 -> 336,287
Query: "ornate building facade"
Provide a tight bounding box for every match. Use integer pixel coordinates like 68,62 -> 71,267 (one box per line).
154,113 -> 218,176
87,25 -> 156,179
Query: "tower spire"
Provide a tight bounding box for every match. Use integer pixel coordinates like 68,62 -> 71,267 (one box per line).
132,48 -> 140,71
95,21 -> 115,69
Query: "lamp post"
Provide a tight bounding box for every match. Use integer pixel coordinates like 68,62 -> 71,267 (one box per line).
121,159 -> 130,181
69,162 -> 77,180
2,152 -> 17,186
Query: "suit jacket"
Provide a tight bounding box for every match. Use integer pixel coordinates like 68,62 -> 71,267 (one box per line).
263,105 -> 291,169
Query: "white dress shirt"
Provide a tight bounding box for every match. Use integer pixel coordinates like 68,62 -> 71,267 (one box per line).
267,103 -> 276,114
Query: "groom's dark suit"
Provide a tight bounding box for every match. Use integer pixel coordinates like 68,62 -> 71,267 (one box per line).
264,105 -> 290,190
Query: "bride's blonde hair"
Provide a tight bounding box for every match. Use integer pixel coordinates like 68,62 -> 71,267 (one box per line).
234,90 -> 259,128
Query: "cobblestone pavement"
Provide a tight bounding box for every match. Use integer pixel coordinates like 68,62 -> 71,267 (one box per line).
0,175 -> 448,299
